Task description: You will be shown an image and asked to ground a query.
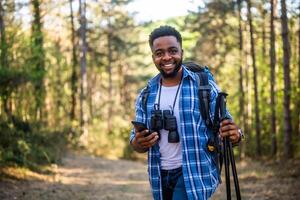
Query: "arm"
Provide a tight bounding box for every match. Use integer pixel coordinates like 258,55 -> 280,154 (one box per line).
129,88 -> 159,153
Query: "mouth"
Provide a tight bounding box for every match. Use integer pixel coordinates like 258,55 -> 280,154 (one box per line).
161,63 -> 175,70
158,61 -> 181,78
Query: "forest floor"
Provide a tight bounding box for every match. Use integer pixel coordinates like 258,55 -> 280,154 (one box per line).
0,152 -> 299,200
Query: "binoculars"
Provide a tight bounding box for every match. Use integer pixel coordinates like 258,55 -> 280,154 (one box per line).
150,109 -> 179,143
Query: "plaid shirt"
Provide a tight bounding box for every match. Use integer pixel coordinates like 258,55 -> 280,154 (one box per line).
130,65 -> 227,200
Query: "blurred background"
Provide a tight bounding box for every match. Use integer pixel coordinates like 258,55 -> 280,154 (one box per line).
0,0 -> 299,199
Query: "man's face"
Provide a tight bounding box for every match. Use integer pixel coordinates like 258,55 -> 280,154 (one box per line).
151,36 -> 183,78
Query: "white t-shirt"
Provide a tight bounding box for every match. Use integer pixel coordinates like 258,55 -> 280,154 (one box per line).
155,83 -> 182,170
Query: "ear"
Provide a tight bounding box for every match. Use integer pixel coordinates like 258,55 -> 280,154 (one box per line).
152,53 -> 155,61
181,49 -> 184,57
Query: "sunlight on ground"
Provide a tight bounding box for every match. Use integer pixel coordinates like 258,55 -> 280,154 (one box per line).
1,155 -> 299,200
0,166 -> 54,182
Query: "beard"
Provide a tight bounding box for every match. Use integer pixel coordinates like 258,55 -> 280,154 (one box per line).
159,60 -> 182,78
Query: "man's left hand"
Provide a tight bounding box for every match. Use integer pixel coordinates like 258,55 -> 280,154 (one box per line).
219,119 -> 241,144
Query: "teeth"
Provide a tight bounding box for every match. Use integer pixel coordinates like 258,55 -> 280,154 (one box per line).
164,64 -> 173,67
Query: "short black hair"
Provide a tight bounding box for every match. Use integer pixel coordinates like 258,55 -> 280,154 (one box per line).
149,25 -> 182,48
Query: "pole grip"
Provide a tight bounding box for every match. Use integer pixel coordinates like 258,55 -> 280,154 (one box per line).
219,92 -> 228,121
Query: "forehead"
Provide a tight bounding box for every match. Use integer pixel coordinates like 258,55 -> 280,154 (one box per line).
152,36 -> 181,51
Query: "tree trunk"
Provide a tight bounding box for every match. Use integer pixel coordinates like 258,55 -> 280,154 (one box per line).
31,0 -> 45,121
79,0 -> 88,145
237,0 -> 245,159
280,0 -> 293,159
118,63 -> 130,118
297,4 -> 300,139
0,0 -> 10,116
69,0 -> 78,121
54,39 -> 63,126
0,0 -> 7,69
246,0 -> 261,156
294,3 -> 300,140
261,7 -> 267,61
270,0 -> 278,156
118,62 -> 123,116
107,22 -> 113,133
88,71 -> 96,119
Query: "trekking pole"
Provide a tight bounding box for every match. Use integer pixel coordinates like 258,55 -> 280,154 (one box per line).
223,134 -> 231,199
228,139 -> 241,199
219,92 -> 241,200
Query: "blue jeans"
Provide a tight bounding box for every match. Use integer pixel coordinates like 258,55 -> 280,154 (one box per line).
161,167 -> 188,200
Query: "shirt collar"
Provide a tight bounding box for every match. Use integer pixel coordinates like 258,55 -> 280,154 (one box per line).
181,64 -> 196,81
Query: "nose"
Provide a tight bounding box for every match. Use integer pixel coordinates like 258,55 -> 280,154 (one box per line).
162,52 -> 172,60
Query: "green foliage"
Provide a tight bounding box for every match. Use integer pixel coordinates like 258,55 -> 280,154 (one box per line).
0,117 -> 69,169
120,126 -> 136,160
0,67 -> 31,97
184,0 -> 237,69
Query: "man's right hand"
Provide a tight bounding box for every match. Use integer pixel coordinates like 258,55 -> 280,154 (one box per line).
131,130 -> 159,153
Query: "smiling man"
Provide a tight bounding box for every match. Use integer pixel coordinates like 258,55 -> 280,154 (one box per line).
130,25 -> 241,200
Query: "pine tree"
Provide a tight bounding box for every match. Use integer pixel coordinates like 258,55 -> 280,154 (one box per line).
246,0 -> 261,156
270,0 -> 278,156
280,0 -> 293,158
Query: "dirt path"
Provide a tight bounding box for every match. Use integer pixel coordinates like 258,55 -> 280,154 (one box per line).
1,153 -> 299,200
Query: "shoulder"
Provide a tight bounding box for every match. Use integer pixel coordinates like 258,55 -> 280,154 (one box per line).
187,65 -> 220,94
146,73 -> 160,88
182,63 -> 215,82
136,74 -> 160,102
200,66 -> 215,81
181,65 -> 197,81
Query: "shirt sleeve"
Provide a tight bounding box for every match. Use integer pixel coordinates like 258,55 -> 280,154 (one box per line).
129,88 -> 147,144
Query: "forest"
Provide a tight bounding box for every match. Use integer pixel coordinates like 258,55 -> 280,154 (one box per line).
0,0 -> 299,199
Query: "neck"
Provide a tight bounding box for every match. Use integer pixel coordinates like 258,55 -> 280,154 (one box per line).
161,68 -> 183,87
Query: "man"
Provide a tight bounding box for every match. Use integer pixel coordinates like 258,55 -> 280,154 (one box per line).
130,25 -> 242,200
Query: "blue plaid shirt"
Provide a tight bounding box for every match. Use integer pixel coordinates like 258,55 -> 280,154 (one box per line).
130,65 -> 228,200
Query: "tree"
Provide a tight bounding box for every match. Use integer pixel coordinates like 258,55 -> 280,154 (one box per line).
185,0 -> 236,72
270,0 -> 277,156
107,14 -> 113,133
91,0 -> 138,132
260,2 -> 268,61
246,0 -> 261,156
280,0 -> 293,158
237,0 -> 245,158
0,0 -> 9,115
295,2 -> 300,140
79,0 -> 88,145
69,0 -> 78,121
297,4 -> 300,139
31,0 -> 45,121
0,0 -> 8,70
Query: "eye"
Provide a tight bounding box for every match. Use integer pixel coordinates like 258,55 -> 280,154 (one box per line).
169,48 -> 178,55
154,51 -> 163,58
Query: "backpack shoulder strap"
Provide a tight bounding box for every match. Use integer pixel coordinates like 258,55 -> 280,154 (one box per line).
141,85 -> 150,115
195,71 -> 213,128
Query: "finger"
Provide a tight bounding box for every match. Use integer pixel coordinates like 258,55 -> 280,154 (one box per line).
230,135 -> 238,141
136,129 -> 149,138
220,130 -> 235,138
139,133 -> 157,146
220,124 -> 236,132
145,135 -> 159,148
229,135 -> 239,143
220,119 -> 232,126
144,131 -> 158,139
